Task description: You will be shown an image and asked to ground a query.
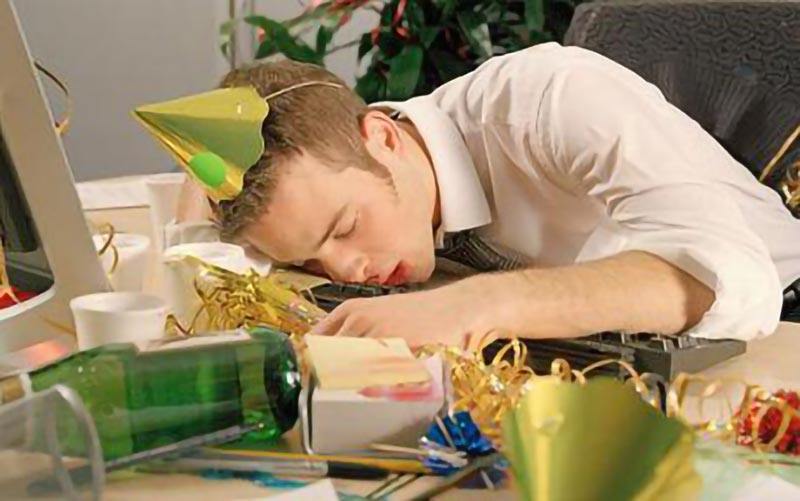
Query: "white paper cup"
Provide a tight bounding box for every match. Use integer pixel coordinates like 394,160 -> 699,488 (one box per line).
70,292 -> 168,350
144,173 -> 185,252
161,242 -> 247,329
93,233 -> 150,292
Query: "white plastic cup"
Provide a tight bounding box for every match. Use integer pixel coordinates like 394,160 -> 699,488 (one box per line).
93,233 -> 150,292
70,292 -> 168,350
161,242 -> 248,329
144,173 -> 185,252
0,386 -> 105,499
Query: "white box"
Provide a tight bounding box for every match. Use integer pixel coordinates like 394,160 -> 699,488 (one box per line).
300,356 -> 444,454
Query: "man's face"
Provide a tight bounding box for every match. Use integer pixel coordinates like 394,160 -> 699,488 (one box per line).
242,151 -> 437,285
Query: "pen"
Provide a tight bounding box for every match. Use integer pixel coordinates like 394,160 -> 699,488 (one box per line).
207,447 -> 429,474
142,454 -> 390,480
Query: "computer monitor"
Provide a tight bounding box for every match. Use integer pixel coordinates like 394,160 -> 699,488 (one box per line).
0,0 -> 109,357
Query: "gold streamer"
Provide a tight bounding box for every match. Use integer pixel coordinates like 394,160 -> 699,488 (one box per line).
783,160 -> 800,210
0,236 -> 19,304
759,123 -> 800,210
34,61 -> 72,137
163,255 -> 325,338
419,334 -> 663,445
424,336 -> 798,457
93,222 -> 119,276
665,374 -> 799,454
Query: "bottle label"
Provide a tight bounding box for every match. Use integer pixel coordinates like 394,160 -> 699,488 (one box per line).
0,373 -> 30,404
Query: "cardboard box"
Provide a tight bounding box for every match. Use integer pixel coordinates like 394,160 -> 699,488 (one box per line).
300,356 -> 444,454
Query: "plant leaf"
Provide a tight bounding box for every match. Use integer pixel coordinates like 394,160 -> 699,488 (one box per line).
387,44 -> 424,99
456,11 -> 492,59
358,32 -> 374,60
316,26 -> 334,55
355,69 -> 385,103
278,38 -> 323,64
246,15 -> 322,65
428,48 -> 474,83
244,15 -> 279,34
433,0 -> 458,19
525,0 -> 545,33
219,19 -> 236,58
405,1 -> 426,30
419,26 -> 441,48
376,29 -> 405,58
255,39 -> 278,59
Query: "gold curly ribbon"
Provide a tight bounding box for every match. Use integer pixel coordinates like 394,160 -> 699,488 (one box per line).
0,236 -> 19,304
666,373 -> 800,455
783,161 -> 800,210
34,62 -> 72,137
163,255 -> 325,338
94,222 -> 120,277
760,123 -> 800,210
423,336 -> 799,458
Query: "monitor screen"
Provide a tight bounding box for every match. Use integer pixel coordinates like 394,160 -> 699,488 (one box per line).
1,123 -> 54,299
0,0 -> 108,359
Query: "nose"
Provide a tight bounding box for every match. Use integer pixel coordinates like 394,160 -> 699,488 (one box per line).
319,247 -> 372,283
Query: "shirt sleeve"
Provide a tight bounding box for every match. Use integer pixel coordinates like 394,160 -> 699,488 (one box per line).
534,61 -> 783,340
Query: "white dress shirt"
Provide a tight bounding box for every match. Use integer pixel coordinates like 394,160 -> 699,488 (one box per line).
375,42 -> 800,341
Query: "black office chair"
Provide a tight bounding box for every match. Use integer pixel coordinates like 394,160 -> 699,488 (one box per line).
564,0 -> 800,206
565,1 -> 800,320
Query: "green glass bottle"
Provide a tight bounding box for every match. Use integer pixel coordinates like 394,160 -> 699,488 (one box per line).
0,327 -> 300,461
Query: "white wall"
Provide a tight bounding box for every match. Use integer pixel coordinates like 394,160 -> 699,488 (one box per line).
12,1 -> 376,181
12,0 -> 231,181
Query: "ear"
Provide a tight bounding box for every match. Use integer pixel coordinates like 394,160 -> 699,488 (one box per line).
360,110 -> 403,160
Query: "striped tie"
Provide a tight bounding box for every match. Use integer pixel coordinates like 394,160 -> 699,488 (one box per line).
435,230 -> 527,272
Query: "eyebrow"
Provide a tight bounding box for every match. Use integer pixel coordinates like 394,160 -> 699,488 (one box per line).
313,204 -> 348,251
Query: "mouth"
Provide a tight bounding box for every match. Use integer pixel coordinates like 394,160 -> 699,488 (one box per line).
382,261 -> 410,286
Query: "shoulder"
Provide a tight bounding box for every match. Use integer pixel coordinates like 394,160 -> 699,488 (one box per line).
428,43 -> 648,126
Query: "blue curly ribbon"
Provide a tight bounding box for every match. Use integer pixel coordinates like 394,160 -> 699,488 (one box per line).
422,411 -> 496,475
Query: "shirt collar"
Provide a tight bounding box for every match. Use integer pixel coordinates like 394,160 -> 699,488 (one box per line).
371,96 -> 492,247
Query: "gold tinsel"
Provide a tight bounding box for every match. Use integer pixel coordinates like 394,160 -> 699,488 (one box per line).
423,335 -> 799,459
163,256 -> 325,337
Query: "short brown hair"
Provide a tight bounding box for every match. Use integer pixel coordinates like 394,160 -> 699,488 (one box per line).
214,60 -> 373,241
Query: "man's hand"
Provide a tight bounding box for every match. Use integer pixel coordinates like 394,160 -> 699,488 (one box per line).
310,281 -> 493,348
311,251 -> 715,347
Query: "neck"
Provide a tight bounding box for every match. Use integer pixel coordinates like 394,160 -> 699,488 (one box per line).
396,119 -> 441,231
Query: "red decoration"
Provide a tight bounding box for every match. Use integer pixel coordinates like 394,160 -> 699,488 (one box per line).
736,390 -> 800,455
0,287 -> 36,309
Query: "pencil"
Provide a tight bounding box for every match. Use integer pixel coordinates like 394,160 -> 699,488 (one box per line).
206,447 -> 429,474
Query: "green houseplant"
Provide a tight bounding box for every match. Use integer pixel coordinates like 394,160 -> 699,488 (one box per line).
222,0 -> 586,103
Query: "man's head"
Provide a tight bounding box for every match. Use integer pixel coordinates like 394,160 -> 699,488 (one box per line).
215,60 -> 439,285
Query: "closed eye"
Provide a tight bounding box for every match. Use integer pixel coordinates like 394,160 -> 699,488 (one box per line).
334,211 -> 359,239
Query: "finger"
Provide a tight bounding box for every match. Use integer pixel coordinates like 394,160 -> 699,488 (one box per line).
310,307 -> 348,336
332,314 -> 369,338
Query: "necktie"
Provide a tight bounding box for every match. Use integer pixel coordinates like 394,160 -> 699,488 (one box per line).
435,230 -> 527,272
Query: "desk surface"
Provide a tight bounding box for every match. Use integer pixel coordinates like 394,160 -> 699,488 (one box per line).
83,200 -> 799,500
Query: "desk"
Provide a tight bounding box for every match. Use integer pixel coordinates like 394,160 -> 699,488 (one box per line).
81,183 -> 799,500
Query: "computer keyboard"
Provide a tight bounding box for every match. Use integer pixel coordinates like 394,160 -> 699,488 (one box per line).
309,282 -> 746,382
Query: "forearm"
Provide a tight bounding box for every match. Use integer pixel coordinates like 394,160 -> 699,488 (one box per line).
470,250 -> 715,339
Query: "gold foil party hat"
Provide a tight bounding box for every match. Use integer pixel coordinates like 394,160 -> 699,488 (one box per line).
133,82 -> 342,201
503,377 -> 701,501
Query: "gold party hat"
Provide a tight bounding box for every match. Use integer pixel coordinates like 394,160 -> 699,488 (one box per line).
133,82 -> 342,202
503,377 -> 701,501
